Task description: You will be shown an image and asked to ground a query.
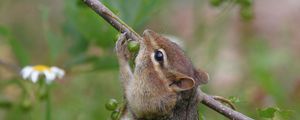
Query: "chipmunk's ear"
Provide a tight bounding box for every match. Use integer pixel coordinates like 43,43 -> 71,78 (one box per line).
143,29 -> 159,40
169,71 -> 195,92
194,69 -> 209,85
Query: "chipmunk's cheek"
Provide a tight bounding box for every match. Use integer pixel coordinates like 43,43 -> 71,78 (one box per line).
134,47 -> 149,64
134,55 -> 150,75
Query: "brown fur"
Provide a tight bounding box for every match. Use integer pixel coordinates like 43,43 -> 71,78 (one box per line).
115,30 -> 208,120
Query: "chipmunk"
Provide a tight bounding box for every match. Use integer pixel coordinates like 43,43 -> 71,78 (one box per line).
115,29 -> 209,120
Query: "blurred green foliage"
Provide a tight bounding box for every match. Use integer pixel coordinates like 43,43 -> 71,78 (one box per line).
209,0 -> 254,20
257,107 -> 295,119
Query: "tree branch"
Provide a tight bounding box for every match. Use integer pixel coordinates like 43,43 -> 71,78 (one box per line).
83,0 -> 253,119
0,59 -> 20,73
201,92 -> 253,120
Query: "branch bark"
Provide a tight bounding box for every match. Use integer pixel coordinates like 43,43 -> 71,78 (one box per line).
201,92 -> 253,120
83,0 -> 254,120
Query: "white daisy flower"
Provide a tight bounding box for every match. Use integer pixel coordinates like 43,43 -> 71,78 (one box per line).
20,65 -> 65,84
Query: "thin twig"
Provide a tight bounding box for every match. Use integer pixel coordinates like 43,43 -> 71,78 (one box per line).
46,85 -> 51,120
202,93 -> 253,120
0,59 -> 21,73
212,95 -> 236,110
83,0 -> 253,119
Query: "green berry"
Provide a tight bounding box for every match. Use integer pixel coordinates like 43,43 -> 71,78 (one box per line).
0,96 -> 12,108
110,111 -> 119,120
240,6 -> 253,21
21,98 -> 32,111
105,99 -> 118,111
210,0 -> 223,7
239,0 -> 253,7
127,40 -> 140,53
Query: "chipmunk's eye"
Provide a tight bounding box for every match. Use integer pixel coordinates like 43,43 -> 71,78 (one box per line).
154,50 -> 164,62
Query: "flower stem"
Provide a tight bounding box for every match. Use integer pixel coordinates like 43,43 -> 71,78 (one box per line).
45,85 -> 51,120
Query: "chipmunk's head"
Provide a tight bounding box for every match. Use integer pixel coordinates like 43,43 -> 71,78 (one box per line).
129,29 -> 208,118
136,29 -> 208,90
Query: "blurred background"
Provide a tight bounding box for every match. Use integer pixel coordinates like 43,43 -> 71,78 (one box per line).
0,0 -> 299,119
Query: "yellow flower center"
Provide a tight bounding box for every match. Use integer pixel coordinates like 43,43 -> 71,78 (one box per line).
33,65 -> 50,72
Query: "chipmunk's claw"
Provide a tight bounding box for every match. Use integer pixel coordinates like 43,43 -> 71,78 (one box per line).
212,96 -> 236,110
115,33 -> 130,61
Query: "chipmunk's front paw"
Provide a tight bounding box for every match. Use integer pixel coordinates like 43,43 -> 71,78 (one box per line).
115,33 -> 130,62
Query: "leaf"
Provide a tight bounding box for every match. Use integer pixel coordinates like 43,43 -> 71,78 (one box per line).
247,39 -> 285,103
63,54 -> 97,69
63,54 -> 119,76
65,0 -> 117,49
46,31 -> 64,63
64,0 -> 163,53
133,0 -> 163,30
92,56 -> 119,71
39,5 -> 49,22
199,114 -> 206,120
0,25 -> 9,37
228,96 -> 240,103
8,38 -> 30,66
278,109 -> 294,119
257,107 -> 278,118
0,95 -> 12,108
63,20 -> 89,56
